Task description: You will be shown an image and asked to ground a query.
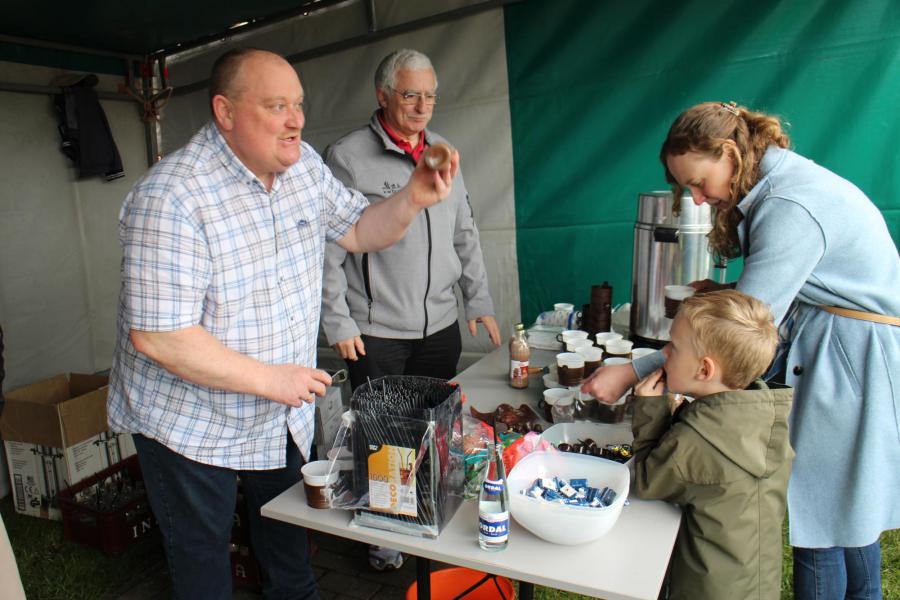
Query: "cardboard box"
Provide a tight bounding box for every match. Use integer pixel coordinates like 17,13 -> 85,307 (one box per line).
0,373 -> 135,520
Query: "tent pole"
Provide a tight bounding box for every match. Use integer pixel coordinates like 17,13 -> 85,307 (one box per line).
140,58 -> 161,168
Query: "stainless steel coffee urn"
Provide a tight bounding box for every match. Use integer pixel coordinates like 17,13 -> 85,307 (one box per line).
630,191 -> 720,346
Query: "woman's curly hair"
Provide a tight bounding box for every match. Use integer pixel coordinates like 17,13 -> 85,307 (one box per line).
660,102 -> 790,259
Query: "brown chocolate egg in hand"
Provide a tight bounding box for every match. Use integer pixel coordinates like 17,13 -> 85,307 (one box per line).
424,142 -> 452,170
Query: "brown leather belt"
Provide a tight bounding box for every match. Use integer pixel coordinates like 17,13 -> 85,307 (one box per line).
820,305 -> 900,327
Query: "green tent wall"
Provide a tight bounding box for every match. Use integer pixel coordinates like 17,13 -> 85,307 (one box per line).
505,0 -> 900,323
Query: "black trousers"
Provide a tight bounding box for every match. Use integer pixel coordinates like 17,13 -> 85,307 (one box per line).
347,322 -> 462,391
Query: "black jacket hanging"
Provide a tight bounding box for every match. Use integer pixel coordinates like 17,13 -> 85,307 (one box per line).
54,74 -> 125,181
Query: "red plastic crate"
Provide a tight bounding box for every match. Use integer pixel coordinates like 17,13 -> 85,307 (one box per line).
58,455 -> 157,555
230,543 -> 262,590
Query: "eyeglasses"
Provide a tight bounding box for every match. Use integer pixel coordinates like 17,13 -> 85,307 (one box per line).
388,87 -> 438,106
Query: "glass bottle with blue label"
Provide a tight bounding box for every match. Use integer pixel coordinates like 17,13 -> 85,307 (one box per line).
478,442 -> 509,551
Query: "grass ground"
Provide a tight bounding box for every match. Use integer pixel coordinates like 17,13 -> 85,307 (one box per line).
2,495 -> 164,600
3,494 -> 898,599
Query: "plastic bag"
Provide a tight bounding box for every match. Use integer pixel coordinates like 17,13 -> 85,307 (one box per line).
462,414 -> 494,500
501,431 -> 555,473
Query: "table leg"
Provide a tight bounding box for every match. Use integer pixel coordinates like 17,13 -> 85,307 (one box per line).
518,581 -> 534,600
416,556 -> 431,600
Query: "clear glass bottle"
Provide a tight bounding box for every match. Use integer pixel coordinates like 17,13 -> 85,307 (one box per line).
509,323 -> 530,389
478,443 -> 509,551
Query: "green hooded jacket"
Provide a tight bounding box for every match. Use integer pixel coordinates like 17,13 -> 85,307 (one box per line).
632,381 -> 794,600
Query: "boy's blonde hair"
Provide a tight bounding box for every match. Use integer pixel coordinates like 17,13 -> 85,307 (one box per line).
677,290 -> 778,389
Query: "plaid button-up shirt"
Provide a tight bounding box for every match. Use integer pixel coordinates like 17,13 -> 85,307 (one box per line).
108,123 -> 367,469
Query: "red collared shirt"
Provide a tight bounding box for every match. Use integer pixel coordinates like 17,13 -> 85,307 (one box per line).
377,111 -> 426,163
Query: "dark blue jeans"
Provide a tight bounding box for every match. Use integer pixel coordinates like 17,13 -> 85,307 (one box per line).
134,434 -> 318,600
793,542 -> 882,600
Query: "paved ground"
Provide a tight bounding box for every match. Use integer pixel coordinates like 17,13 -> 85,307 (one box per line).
113,533 -> 428,599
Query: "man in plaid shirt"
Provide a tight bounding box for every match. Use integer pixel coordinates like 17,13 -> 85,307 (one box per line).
108,48 -> 459,599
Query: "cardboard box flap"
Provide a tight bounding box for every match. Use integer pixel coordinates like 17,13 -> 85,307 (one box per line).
0,397 -> 65,446
4,373 -> 69,406
69,373 -> 109,398
0,373 -> 110,447
56,387 -> 110,446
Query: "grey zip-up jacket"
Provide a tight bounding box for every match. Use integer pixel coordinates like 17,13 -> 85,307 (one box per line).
321,112 -> 495,343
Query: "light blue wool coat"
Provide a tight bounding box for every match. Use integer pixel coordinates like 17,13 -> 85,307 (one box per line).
635,146 -> 900,548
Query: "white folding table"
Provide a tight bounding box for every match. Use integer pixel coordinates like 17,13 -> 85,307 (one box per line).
263,347 -> 681,600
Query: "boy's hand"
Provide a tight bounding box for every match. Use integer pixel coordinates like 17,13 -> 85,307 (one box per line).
635,368 -> 665,397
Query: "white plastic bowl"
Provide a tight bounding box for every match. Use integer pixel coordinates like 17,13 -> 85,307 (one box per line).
507,450 -> 630,545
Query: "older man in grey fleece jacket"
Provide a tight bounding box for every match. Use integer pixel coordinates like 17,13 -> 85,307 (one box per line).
321,48 -> 499,389
321,48 -> 500,573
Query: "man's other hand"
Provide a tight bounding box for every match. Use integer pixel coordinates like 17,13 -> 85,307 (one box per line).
468,316 -> 501,347
333,336 -> 366,361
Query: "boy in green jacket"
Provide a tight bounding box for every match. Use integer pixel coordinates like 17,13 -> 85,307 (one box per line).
632,290 -> 794,600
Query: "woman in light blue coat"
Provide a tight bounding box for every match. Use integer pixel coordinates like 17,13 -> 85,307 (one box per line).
584,101 -> 899,599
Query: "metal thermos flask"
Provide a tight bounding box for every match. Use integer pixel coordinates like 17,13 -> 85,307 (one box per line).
630,191 -> 719,345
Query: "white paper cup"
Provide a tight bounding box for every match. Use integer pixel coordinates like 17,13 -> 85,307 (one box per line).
301,460 -> 339,509
601,357 -> 632,406
664,285 -> 695,319
556,352 -> 586,386
605,340 -> 634,357
540,388 -> 574,421
557,329 -> 590,344
631,347 -> 658,360
594,332 -> 623,347
576,346 -> 604,377
576,346 -> 603,360
602,357 -> 632,367
567,338 -> 594,352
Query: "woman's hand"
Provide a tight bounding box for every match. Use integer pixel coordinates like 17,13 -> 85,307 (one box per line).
580,362 -> 637,404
